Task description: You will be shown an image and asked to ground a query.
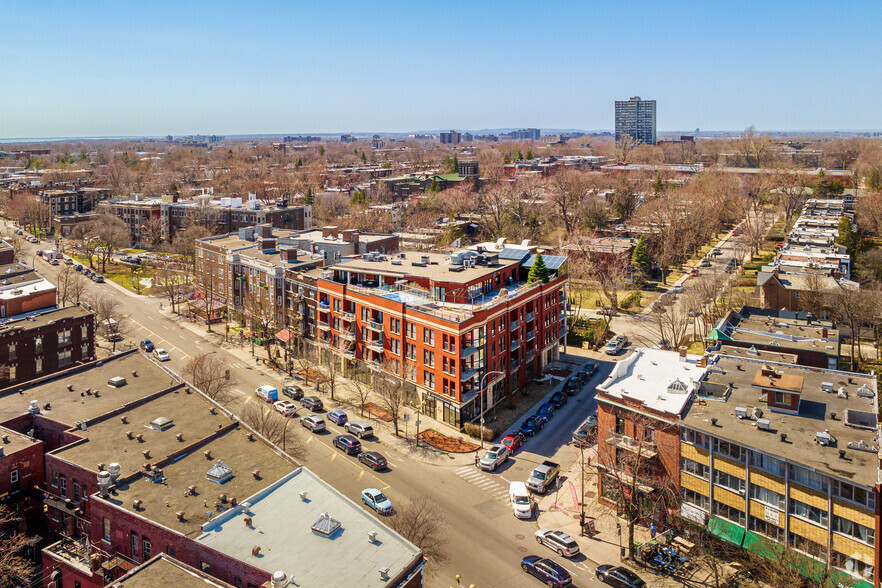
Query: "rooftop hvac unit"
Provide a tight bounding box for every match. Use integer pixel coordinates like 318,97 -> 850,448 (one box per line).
816,430 -> 836,446
756,419 -> 772,431
735,406 -> 749,419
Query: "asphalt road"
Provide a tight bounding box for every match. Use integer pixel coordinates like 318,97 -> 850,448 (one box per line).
14,235 -> 621,587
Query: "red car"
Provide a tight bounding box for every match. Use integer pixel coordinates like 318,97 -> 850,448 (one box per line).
502,432 -> 525,454
689,269 -> 698,277
731,229 -> 740,236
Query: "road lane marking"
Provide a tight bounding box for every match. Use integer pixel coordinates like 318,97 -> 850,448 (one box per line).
358,470 -> 364,480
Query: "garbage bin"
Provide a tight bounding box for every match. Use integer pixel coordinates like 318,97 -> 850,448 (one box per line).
620,546 -> 626,559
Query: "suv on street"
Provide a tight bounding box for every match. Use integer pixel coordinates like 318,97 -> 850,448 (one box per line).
300,396 -> 323,411
139,339 -> 154,352
535,529 -> 581,558
479,444 -> 510,471
344,422 -> 374,438
300,415 -> 325,432
358,451 -> 388,471
282,386 -> 304,401
327,410 -> 348,425
549,391 -> 568,409
333,435 -> 361,455
273,400 -> 297,417
605,335 -> 626,355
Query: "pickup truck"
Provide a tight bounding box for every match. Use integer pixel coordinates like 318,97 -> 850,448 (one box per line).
526,460 -> 560,494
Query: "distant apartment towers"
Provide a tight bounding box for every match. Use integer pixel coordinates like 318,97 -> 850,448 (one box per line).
615,96 -> 657,145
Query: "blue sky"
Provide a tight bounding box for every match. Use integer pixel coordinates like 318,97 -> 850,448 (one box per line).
2,1 -> 880,138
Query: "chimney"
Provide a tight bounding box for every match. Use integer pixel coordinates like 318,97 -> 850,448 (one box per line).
678,347 -> 687,362
281,248 -> 298,262
176,511 -> 185,521
322,225 -> 339,239
773,267 -> 779,277
244,516 -> 253,527
821,327 -> 828,339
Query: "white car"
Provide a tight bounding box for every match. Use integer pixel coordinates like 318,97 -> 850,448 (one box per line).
479,444 -> 510,471
273,400 -> 297,417
153,348 -> 170,361
671,284 -> 684,294
535,529 -> 581,558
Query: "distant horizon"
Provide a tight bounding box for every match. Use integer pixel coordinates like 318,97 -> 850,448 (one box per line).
2,127 -> 881,145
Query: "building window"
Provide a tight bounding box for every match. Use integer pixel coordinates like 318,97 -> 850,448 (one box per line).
201,562 -> 210,573
423,350 -> 435,367
35,338 -> 42,353
788,532 -> 826,559
680,428 -> 708,448
681,487 -> 709,510
7,365 -> 14,381
748,484 -> 784,509
615,414 -> 625,435
8,343 -> 15,360
60,475 -> 67,497
390,338 -> 400,355
748,451 -> 785,477
59,350 -> 72,367
789,499 -> 828,527
789,464 -> 828,493
423,371 -> 434,389
103,518 -> 111,541
390,318 -> 400,334
131,531 -> 140,560
405,322 -> 415,339
35,358 -> 43,374
832,515 -> 874,545
73,480 -> 80,501
713,470 -> 745,494
712,502 -> 745,526
713,438 -> 745,462
81,344 -> 90,358
166,546 -> 175,558
748,516 -> 784,542
832,551 -> 875,582
142,537 -> 151,560
832,479 -> 875,510
681,457 -> 709,480
423,328 -> 434,346
10,469 -> 18,485
58,329 -> 72,346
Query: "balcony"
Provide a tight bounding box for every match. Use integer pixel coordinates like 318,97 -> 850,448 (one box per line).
509,319 -> 520,331
525,330 -> 535,342
461,344 -> 480,358
367,339 -> 384,352
460,366 -> 479,381
340,329 -> 356,341
525,351 -> 536,363
319,301 -> 330,310
341,311 -> 355,322
606,434 -> 658,458
510,339 -> 520,352
525,312 -> 535,323
367,320 -> 383,332
317,321 -> 330,331
510,359 -> 520,372
560,312 -> 566,321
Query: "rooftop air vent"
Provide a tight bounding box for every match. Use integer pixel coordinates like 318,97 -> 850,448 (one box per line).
368,531 -> 378,543
857,384 -> 873,398
757,419 -> 772,431
311,512 -> 341,538
846,440 -> 879,453
107,376 -> 127,388
816,430 -> 836,445
207,460 -> 234,484
149,416 -> 173,431
735,407 -> 748,419
821,382 -> 833,393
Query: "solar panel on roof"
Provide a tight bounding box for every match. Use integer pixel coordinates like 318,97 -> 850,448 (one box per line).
522,255 -> 567,270
498,248 -> 530,260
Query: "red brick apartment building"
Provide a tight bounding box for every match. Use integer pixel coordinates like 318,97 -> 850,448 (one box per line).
594,348 -> 709,530
0,352 -> 423,588
0,239 -> 58,318
0,305 -> 96,389
316,246 -> 568,428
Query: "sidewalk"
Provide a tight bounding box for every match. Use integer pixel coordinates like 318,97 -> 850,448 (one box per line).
536,459 -> 732,588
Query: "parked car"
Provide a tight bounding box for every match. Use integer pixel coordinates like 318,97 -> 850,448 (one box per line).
333,435 -> 361,455
689,268 -> 699,277
519,415 -> 546,436
526,460 -> 560,494
300,414 -> 325,432
152,348 -> 170,362
671,284 -> 683,294
74,264 -> 83,271
583,362 -> 599,376
139,339 -> 155,352
537,403 -> 555,420
300,396 -> 323,411
255,385 -> 278,402
605,335 -> 626,355
344,422 -> 374,438
273,400 -> 298,417
596,565 -> 646,587
281,386 -> 304,401
535,529 -> 581,558
358,451 -> 388,471
711,247 -> 721,256
92,274 -> 105,283
549,391 -> 568,409
564,378 -> 579,396
521,555 -> 572,587
510,481 -> 533,519
327,409 -> 348,426
501,432 -> 525,454
699,258 -> 711,267
731,229 -> 740,236
64,257 -> 74,265
361,488 -> 393,515
572,416 -> 598,447
479,444 -> 510,471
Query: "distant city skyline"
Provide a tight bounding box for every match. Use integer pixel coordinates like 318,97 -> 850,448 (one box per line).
2,1 -> 881,139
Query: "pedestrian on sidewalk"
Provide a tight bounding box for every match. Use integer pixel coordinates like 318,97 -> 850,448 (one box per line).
474,451 -> 479,468
650,522 -> 657,539
159,302 -> 163,310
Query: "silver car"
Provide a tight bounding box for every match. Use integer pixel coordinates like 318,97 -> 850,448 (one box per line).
479,444 -> 510,471
300,414 -> 325,432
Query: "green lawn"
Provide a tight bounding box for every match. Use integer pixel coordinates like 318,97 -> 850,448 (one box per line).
68,253 -> 156,294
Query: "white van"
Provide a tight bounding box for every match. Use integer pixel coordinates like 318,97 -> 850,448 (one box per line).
509,481 -> 533,519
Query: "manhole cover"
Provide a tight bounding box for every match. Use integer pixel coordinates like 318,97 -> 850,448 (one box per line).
515,466 -> 523,471
515,533 -> 525,540
518,546 -> 528,553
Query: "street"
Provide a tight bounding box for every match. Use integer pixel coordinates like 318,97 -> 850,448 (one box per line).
16,236 -> 619,587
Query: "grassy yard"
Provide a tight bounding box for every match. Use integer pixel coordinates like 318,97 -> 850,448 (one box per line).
67,253 -> 157,294
570,285 -> 660,314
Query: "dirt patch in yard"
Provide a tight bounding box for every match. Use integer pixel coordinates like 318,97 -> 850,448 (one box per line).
364,402 -> 394,422
417,429 -> 479,453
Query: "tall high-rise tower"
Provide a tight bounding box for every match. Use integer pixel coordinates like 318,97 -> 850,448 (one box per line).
615,96 -> 657,145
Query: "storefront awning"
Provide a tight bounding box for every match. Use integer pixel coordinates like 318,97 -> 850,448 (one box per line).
707,516 -> 745,547
275,328 -> 292,343
742,531 -> 783,559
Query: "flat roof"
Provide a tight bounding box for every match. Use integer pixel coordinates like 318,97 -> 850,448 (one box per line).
0,275 -> 55,301
597,348 -> 708,416
716,344 -> 798,364
106,425 -> 294,538
112,554 -> 235,588
196,469 -> 422,587
715,310 -> 840,355
331,251 -> 519,284
0,352 -> 171,424
0,305 -> 91,333
0,424 -> 41,456
683,354 -> 878,487
51,388 -> 229,478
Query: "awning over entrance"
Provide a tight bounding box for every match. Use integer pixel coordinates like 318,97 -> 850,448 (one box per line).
275,328 -> 292,343
707,516 -> 745,546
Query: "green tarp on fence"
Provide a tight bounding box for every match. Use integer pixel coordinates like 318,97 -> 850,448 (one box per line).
707,516 -> 745,546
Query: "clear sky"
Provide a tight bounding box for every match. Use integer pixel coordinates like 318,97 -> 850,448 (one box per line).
2,1 -> 880,138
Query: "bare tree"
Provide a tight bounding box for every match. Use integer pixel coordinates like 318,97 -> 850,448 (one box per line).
549,170 -> 589,234
646,293 -> 691,349
174,224 -> 210,275
773,170 -> 809,229
87,293 -> 127,352
616,133 -> 639,164
735,126 -> 771,168
373,362 -> 407,437
833,281 -> 881,367
183,353 -> 238,405
142,216 -> 164,249
688,530 -> 745,588
349,377 -> 372,417
239,401 -> 302,458
56,265 -> 76,307
155,260 -> 186,314
89,214 -> 130,273
0,505 -> 35,585
570,232 -> 633,322
387,496 -> 449,574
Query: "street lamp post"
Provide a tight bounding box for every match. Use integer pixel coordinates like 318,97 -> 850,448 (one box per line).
477,370 -> 504,449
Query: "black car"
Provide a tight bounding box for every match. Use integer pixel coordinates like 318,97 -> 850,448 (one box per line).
549,391 -> 568,409
596,565 -> 645,588
333,435 -> 361,455
139,339 -> 154,352
583,362 -> 599,376
358,451 -> 388,471
564,379 -> 579,397
300,396 -> 323,411
282,386 -> 304,401
521,555 -> 572,586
